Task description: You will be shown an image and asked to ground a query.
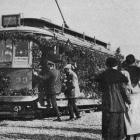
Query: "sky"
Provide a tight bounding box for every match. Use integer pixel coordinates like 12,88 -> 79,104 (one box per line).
0,0 -> 140,59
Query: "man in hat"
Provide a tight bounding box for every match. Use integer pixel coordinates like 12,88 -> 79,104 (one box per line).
95,57 -> 131,140
34,60 -> 62,121
64,64 -> 81,120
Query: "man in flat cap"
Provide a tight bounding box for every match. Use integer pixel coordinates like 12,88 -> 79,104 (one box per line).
95,57 -> 131,140
64,64 -> 81,120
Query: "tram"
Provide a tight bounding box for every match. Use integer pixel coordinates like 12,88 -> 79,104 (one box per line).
0,14 -> 113,118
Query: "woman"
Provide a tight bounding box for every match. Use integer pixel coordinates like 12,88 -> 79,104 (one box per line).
123,54 -> 140,140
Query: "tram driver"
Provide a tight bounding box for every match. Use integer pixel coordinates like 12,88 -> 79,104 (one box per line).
34,59 -> 62,121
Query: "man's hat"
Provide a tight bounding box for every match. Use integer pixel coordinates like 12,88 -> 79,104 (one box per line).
105,57 -> 118,67
126,54 -> 135,65
64,64 -> 74,69
47,60 -> 55,65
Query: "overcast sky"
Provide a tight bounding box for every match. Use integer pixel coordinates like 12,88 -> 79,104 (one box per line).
0,0 -> 140,59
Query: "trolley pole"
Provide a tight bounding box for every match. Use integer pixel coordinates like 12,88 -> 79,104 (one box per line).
54,0 -> 69,28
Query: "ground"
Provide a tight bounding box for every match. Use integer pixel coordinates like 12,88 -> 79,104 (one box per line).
0,111 -> 101,140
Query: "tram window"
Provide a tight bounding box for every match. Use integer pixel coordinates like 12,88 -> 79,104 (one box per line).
0,40 -> 12,62
15,40 -> 28,57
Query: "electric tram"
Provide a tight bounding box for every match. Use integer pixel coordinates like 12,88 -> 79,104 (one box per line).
0,14 -> 113,118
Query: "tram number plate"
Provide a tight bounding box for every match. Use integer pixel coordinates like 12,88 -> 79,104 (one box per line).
2,14 -> 20,27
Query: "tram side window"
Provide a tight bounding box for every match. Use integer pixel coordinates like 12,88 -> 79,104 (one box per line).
15,40 -> 28,57
0,40 -> 12,62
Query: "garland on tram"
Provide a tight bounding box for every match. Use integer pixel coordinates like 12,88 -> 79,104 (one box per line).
0,31 -> 113,99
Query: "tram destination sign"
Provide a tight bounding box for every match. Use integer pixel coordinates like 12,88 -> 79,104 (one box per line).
2,14 -> 21,27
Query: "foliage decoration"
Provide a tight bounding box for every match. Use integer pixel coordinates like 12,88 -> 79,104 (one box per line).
0,31 -> 113,98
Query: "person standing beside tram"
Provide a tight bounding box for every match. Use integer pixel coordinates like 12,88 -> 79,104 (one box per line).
34,59 -> 62,121
95,57 -> 131,140
64,64 -> 81,120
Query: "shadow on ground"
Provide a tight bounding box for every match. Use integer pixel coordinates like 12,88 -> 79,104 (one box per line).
0,133 -> 100,140
7,125 -> 101,134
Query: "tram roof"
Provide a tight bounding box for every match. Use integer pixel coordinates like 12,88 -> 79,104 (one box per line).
55,31 -> 114,55
0,18 -> 114,55
0,26 -> 54,37
21,18 -> 108,47
20,18 -> 114,55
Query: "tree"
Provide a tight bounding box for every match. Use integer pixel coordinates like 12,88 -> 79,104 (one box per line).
115,47 -> 121,55
115,47 -> 124,61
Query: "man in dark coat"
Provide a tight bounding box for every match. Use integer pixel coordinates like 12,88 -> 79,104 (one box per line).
95,57 -> 131,140
34,60 -> 61,121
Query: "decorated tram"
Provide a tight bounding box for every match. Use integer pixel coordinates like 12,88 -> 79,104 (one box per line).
0,14 -> 113,118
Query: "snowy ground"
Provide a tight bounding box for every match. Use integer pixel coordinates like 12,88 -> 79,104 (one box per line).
0,111 -> 101,140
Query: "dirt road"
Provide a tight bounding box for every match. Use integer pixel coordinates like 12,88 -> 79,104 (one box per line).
0,111 -> 101,140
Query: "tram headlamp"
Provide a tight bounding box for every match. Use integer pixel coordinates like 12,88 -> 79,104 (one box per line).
13,106 -> 21,112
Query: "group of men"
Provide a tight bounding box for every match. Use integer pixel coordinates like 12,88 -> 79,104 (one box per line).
34,59 -> 81,121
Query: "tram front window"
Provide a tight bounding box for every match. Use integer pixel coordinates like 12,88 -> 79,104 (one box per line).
0,40 -> 12,63
15,40 -> 28,57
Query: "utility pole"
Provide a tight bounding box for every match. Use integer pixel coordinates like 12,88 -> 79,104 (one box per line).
54,0 -> 69,28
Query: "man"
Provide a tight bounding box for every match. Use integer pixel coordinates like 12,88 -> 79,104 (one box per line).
95,57 -> 131,140
64,64 -> 81,120
34,60 -> 61,121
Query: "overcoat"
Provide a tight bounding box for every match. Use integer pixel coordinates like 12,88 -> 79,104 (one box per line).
65,70 -> 80,98
95,68 -> 130,112
95,68 -> 131,140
